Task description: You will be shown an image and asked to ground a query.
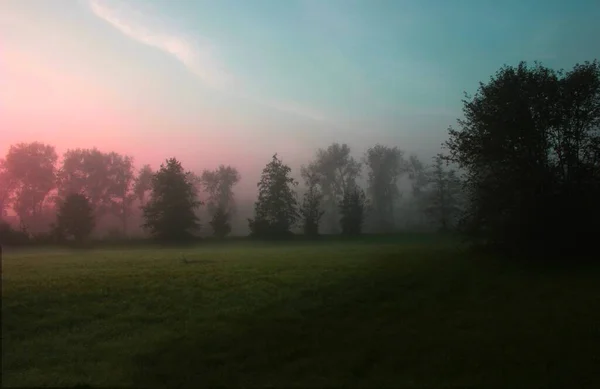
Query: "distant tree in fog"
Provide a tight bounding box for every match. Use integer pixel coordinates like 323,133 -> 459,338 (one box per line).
248,154 -> 298,238
339,182 -> 368,236
57,148 -> 113,216
56,193 -> 95,242
200,165 -> 240,238
57,148 -> 136,234
142,158 -> 201,241
2,142 -> 58,232
364,144 -> 406,232
106,152 -> 135,234
209,206 -> 231,239
407,155 -> 428,199
299,167 -> 325,237
422,155 -> 463,231
0,159 -> 16,219
133,164 -> 154,207
304,143 -> 362,234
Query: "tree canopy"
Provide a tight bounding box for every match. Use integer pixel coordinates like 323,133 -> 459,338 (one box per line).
445,60 -> 600,255
142,158 -> 202,242
248,154 -> 299,239
56,193 -> 95,243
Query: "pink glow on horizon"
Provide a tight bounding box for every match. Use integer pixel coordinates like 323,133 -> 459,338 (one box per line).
1,46 -> 269,193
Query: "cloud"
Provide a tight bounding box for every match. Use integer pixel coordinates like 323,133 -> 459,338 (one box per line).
87,0 -> 335,124
88,0 -> 233,91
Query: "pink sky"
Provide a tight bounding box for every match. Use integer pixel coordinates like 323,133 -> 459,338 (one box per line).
1,0 -> 456,196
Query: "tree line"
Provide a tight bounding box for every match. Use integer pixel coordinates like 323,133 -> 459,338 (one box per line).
0,142 -> 460,244
2,59 -> 598,257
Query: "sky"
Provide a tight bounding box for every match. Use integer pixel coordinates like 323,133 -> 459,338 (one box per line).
1,0 -> 599,194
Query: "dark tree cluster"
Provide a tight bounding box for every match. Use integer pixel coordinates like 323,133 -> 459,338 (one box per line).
445,60 -> 600,256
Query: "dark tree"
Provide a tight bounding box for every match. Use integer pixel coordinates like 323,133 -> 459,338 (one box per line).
142,158 -> 201,242
299,167 -> 325,237
200,165 -> 240,238
445,60 -> 600,255
304,143 -> 362,234
209,205 -> 231,239
364,144 -> 405,232
423,155 -> 463,231
56,193 -> 95,242
339,184 -> 368,236
248,154 -> 299,239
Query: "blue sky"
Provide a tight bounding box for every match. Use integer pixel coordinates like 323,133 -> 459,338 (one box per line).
1,0 -> 599,192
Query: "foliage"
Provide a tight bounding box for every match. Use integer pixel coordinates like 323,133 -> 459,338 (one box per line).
339,184 -> 368,236
106,152 -> 136,234
142,158 -> 202,242
299,167 -> 325,237
133,164 -> 154,207
445,60 -> 600,254
422,155 -> 463,231
364,144 -> 406,232
209,205 -> 232,239
56,193 -> 95,242
200,165 -> 240,238
0,159 -> 16,218
2,142 -> 58,233
0,221 -> 30,245
304,143 -> 362,234
248,154 -> 299,239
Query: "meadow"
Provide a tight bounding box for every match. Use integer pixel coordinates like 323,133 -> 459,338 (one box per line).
2,235 -> 599,388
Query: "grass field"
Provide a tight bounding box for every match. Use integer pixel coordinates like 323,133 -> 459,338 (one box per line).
2,236 -> 599,387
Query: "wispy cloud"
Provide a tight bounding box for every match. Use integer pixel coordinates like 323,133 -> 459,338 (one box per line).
87,0 -> 334,124
88,0 -> 233,91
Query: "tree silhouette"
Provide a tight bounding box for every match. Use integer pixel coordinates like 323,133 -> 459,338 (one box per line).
299,167 -> 325,237
134,164 -> 154,207
364,144 -> 406,232
445,60 -> 600,255
200,165 -> 240,238
248,154 -> 299,239
209,205 -> 231,239
339,183 -> 367,236
56,193 -> 95,243
422,155 -> 463,231
304,143 -> 361,234
142,158 -> 201,242
3,142 -> 57,233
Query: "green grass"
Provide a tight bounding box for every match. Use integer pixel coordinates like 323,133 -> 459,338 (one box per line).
2,237 -> 599,388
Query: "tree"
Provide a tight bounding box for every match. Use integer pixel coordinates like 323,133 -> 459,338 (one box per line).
200,165 -> 240,238
3,142 -> 58,233
364,144 -> 406,232
406,154 -> 430,228
142,158 -> 201,242
422,155 -> 463,231
304,143 -> 362,233
133,164 -> 154,207
209,206 -> 231,239
299,167 -> 325,237
57,148 -> 112,216
248,154 -> 299,239
106,152 -> 135,234
0,159 -> 16,219
444,60 -> 600,255
58,149 -> 136,230
56,193 -> 95,242
339,183 -> 368,236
